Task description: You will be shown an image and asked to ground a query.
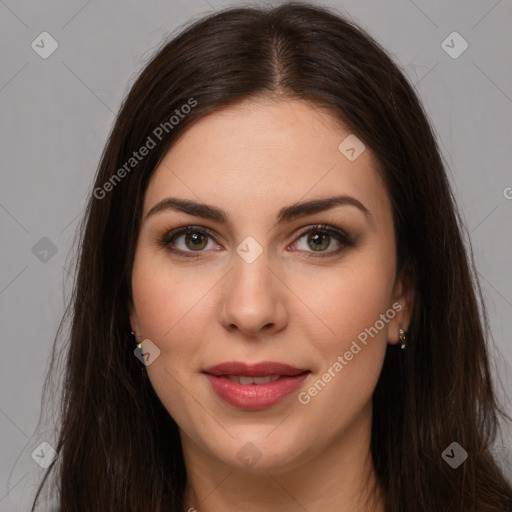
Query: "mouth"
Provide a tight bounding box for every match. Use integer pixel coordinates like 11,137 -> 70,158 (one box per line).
202,361 -> 311,409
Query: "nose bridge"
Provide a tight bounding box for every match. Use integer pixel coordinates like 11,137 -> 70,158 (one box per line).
220,237 -> 287,335
231,238 -> 274,302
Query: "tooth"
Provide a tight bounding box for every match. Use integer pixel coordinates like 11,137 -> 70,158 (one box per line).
253,375 -> 280,384
253,376 -> 270,385
239,376 -> 254,385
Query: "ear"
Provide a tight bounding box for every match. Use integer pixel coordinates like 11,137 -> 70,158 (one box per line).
387,268 -> 414,345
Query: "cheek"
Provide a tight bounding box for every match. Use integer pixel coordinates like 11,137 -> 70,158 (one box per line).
131,249 -> 211,342
131,254 -> 209,419
295,265 -> 392,428
298,260 -> 395,349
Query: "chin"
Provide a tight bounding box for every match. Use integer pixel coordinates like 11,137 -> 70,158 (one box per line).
204,430 -> 315,473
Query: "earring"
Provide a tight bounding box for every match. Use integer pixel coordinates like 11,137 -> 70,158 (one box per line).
398,327 -> 407,350
131,330 -> 142,350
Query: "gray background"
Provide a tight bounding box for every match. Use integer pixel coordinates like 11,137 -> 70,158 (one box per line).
1,0 -> 511,509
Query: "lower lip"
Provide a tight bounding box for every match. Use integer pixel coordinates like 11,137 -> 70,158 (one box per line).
204,373 -> 310,410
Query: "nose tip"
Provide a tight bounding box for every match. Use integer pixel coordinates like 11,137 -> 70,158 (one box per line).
222,303 -> 282,337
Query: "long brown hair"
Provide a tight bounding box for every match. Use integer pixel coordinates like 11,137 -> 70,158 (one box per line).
31,2 -> 512,510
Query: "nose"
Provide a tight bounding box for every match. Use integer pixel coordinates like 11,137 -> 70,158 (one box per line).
219,248 -> 288,338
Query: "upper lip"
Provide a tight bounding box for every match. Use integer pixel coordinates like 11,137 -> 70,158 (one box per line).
203,361 -> 309,377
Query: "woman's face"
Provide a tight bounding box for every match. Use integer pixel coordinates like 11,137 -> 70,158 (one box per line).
129,98 -> 412,473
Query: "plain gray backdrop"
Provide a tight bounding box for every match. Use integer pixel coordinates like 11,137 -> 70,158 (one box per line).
1,0 -> 511,510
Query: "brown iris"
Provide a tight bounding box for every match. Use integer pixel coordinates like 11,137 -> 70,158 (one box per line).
307,232 -> 330,251
185,231 -> 208,250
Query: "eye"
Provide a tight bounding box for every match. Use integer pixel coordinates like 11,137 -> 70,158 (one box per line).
159,226 -> 220,257
158,224 -> 355,259
290,224 -> 355,258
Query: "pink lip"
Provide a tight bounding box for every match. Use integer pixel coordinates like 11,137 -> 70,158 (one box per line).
202,361 -> 310,410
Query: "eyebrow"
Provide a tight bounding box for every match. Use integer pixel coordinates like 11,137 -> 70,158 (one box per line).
144,194 -> 372,227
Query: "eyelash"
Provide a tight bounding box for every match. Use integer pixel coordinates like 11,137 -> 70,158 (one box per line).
158,224 -> 355,259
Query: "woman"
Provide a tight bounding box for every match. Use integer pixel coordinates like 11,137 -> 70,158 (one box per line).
31,2 -> 512,511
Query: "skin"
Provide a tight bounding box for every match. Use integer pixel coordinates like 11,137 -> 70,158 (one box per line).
129,97 -> 413,512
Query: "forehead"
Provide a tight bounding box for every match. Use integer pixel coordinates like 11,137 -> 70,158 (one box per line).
143,98 -> 391,225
